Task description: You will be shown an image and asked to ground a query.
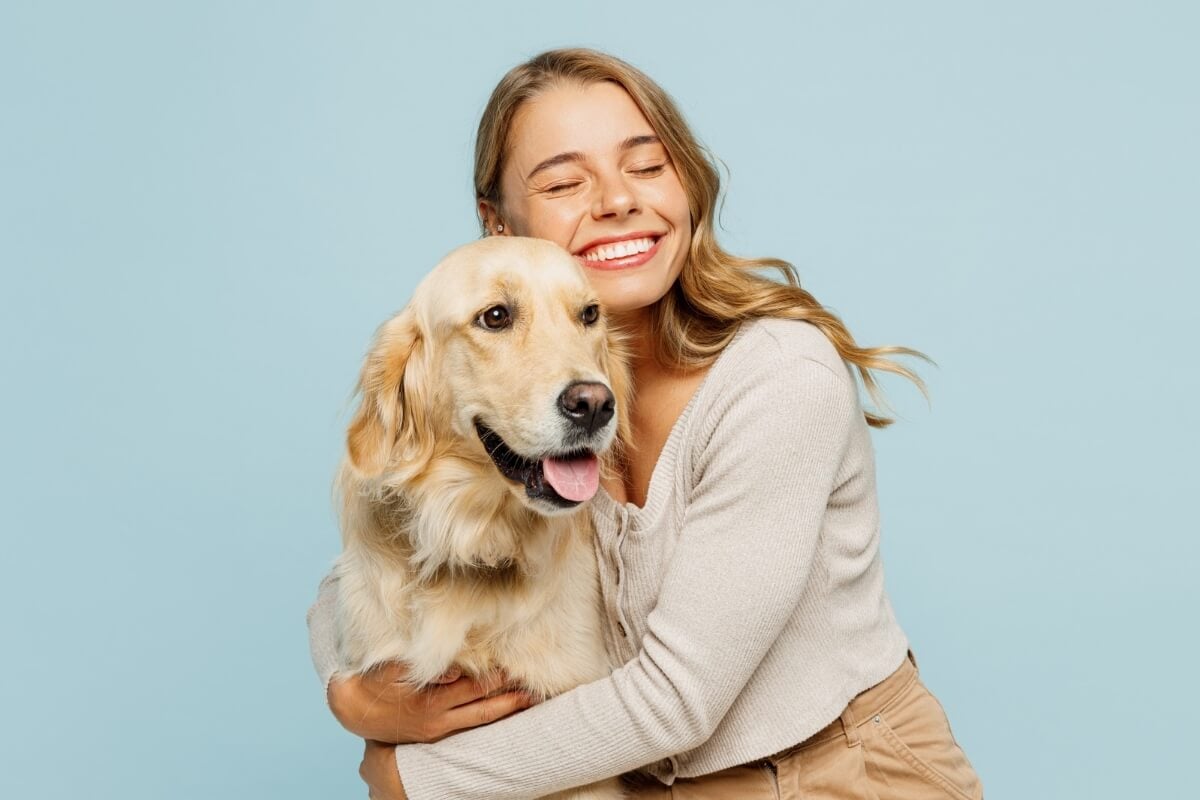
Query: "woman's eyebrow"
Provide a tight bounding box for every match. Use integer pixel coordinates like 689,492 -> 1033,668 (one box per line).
526,135 -> 662,181
619,134 -> 661,151
527,151 -> 585,181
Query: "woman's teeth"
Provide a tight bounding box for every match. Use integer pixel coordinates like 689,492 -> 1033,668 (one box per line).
582,237 -> 656,262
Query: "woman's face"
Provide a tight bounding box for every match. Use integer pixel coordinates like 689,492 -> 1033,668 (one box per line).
488,81 -> 693,317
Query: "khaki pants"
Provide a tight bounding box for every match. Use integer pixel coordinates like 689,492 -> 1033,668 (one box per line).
623,652 -> 982,799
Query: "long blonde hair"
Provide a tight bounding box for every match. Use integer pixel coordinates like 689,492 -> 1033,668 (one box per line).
475,48 -> 930,427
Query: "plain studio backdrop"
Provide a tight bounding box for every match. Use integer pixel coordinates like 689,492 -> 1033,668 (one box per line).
1,2 -> 1195,798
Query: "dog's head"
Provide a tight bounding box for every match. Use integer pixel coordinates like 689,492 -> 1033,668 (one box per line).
346,236 -> 631,519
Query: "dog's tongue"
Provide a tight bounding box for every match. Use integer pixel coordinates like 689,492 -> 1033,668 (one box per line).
542,455 -> 600,502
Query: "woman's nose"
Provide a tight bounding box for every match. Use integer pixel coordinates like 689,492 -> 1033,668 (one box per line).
591,171 -> 639,219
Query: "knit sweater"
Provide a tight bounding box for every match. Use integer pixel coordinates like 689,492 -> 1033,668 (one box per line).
307,316 -> 910,799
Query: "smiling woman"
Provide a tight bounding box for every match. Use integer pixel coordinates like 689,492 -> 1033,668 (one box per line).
310,47 -> 982,800
484,81 -> 693,317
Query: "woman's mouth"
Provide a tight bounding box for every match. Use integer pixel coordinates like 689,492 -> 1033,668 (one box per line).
575,235 -> 663,271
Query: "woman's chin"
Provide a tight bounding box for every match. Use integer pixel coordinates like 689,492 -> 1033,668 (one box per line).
586,270 -> 681,317
592,288 -> 664,317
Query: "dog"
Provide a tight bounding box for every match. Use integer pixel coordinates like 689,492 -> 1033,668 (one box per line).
331,236 -> 631,799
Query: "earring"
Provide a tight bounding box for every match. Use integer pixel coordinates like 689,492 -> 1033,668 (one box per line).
495,223 -> 504,233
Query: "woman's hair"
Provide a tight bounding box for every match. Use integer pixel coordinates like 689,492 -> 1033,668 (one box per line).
475,48 -> 929,427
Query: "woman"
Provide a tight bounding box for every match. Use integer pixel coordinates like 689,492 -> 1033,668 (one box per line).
308,48 -> 983,799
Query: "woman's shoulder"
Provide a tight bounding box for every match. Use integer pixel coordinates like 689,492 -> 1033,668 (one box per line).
688,317 -> 858,432
681,317 -> 862,466
731,317 -> 851,383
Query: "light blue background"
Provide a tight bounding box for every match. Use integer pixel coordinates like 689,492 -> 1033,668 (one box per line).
2,2 -> 1196,798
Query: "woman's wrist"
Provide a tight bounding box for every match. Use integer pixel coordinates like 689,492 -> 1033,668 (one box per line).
361,740 -> 408,800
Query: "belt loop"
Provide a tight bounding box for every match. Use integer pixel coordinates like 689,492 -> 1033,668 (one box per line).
839,703 -> 861,747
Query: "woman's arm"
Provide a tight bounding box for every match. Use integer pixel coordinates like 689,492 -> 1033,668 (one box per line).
389,350 -> 859,799
306,572 -> 342,693
306,573 -> 537,744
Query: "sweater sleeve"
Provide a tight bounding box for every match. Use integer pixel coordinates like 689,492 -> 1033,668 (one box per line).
390,351 -> 859,800
306,570 -> 342,694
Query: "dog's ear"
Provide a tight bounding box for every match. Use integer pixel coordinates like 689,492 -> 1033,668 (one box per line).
346,308 -> 432,478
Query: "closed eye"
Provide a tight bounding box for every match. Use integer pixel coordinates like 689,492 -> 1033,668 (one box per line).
631,163 -> 666,176
545,182 -> 582,195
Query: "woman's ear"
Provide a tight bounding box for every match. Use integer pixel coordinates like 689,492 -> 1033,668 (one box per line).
346,308 -> 430,478
478,199 -> 510,237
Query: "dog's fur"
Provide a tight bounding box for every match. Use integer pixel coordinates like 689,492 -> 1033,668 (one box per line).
332,237 -> 631,799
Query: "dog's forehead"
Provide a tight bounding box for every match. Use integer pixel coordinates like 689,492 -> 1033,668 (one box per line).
420,237 -> 589,316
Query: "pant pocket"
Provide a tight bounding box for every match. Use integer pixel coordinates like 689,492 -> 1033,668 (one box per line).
864,679 -> 983,800
772,737 -> 881,800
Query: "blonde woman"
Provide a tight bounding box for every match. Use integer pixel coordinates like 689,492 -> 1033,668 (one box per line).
308,48 -> 983,799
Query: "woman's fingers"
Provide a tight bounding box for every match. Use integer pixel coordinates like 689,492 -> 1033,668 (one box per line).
362,660 -> 409,688
437,690 -> 537,736
431,664 -> 462,685
429,671 -> 508,709
329,662 -> 530,743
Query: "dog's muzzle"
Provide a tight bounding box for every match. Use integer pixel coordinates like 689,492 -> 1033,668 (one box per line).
474,417 -> 607,509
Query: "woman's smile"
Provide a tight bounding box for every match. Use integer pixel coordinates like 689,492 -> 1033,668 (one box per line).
575,231 -> 664,271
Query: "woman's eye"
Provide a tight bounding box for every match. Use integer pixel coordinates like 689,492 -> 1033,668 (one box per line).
632,164 -> 665,176
478,305 -> 512,330
545,182 -> 581,195
581,304 -> 600,326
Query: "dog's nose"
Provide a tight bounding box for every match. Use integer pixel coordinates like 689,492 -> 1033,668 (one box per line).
558,382 -> 615,435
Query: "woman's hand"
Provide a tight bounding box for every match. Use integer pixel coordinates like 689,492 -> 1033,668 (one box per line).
327,661 -> 537,744
361,740 -> 407,800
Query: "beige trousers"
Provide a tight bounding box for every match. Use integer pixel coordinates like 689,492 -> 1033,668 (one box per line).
622,652 -> 982,799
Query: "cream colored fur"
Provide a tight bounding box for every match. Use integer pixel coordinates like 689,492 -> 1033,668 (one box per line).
332,237 -> 631,799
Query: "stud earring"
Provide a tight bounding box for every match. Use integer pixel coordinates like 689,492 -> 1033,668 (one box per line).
495,223 -> 504,233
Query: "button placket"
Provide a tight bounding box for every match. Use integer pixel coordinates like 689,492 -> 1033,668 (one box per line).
593,512 -> 623,657
613,505 -> 633,647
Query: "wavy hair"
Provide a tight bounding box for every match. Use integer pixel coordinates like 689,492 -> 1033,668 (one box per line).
474,48 -> 930,427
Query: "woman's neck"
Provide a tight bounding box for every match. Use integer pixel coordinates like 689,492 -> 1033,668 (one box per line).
610,307 -> 661,383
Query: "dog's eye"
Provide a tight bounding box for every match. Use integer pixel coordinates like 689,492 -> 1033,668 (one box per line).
478,305 -> 512,330
581,304 -> 600,326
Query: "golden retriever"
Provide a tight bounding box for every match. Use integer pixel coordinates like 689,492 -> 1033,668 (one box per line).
331,237 -> 631,799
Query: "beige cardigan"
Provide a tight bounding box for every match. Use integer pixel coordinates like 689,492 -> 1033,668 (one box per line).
307,317 -> 909,799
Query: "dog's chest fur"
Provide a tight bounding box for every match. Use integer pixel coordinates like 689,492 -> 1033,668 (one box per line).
332,495 -> 611,699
